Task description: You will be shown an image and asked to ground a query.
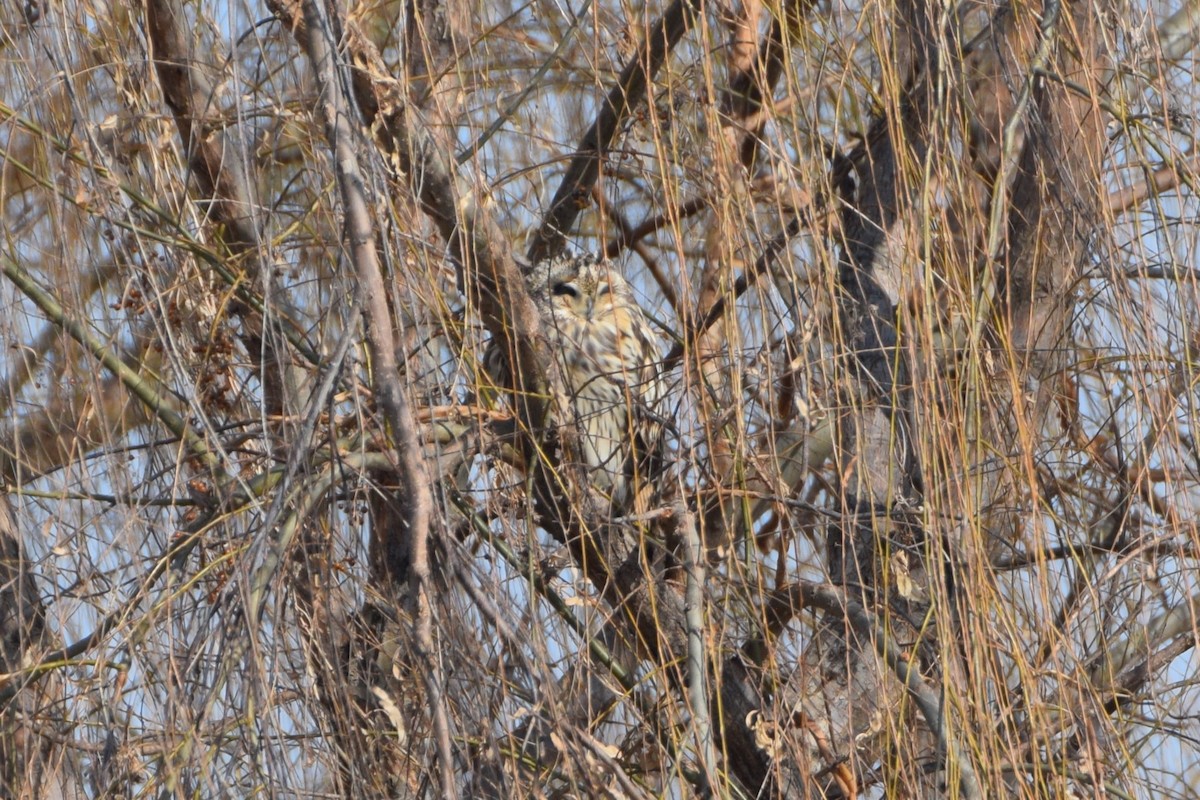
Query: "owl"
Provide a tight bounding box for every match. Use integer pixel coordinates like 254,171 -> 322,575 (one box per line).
488,253 -> 666,512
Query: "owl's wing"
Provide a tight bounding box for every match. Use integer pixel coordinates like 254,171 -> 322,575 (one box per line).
622,319 -> 670,499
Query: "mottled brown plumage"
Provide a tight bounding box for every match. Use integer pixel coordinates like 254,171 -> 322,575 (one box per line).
489,253 -> 665,511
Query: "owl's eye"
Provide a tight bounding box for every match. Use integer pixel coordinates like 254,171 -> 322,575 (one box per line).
596,282 -> 612,297
552,282 -> 578,298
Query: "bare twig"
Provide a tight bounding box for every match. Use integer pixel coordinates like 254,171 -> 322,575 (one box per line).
298,2 -> 452,797
527,0 -> 702,263
765,581 -> 983,800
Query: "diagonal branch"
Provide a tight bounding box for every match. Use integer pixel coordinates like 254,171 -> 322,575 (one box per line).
265,0 -> 543,409
764,581 -> 983,800
146,0 -> 258,252
526,0 -> 702,263
145,0 -> 294,420
1,256 -> 215,471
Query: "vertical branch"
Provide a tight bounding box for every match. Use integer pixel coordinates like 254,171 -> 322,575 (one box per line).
144,0 -> 257,250
0,498 -> 70,798
263,0 -> 546,473
298,1 -> 452,797
679,504 -> 718,789
695,3 -> 801,550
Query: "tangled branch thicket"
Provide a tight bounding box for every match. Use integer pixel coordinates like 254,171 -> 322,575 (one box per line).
2,0 -> 1199,797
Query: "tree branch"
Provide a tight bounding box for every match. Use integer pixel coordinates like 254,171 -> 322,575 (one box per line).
297,1 -> 452,796
526,0 -> 702,263
765,581 -> 983,800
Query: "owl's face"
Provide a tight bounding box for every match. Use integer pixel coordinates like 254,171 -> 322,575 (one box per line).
528,252 -> 657,400
532,253 -> 632,328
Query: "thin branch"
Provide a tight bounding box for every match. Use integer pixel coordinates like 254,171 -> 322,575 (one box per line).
0,256 -> 214,471
765,581 -> 983,800
1087,591 -> 1200,693
664,215 -> 804,365
603,192 -> 709,261
1106,151 -> 1200,213
298,2 -> 452,798
526,0 -> 702,263
455,0 -> 593,165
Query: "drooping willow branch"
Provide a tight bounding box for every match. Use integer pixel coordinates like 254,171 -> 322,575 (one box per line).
258,4 -> 833,796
